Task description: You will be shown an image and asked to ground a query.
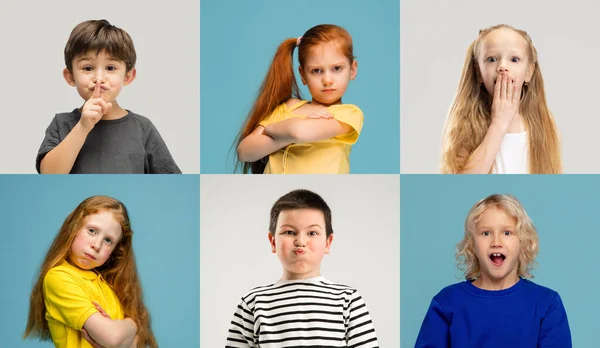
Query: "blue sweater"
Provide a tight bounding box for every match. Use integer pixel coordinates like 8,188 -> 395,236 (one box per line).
415,278 -> 571,348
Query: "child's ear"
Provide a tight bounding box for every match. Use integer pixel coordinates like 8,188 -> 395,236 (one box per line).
298,66 -> 307,85
123,68 -> 137,86
63,68 -> 76,87
350,60 -> 358,80
525,63 -> 535,84
324,234 -> 334,254
268,232 -> 276,253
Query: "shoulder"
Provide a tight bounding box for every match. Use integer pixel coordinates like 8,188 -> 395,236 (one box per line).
43,264 -> 81,288
433,281 -> 470,302
284,98 -> 305,110
126,110 -> 153,126
52,109 -> 81,125
520,279 -> 560,298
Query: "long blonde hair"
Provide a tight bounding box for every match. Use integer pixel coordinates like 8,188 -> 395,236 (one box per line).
456,194 -> 539,280
24,196 -> 157,347
441,24 -> 561,174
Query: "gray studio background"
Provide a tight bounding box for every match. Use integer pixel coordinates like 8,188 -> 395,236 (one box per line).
401,0 -> 600,173
200,175 -> 400,347
0,0 -> 199,173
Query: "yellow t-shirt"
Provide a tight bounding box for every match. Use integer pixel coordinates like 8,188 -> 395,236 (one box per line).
258,100 -> 364,174
43,260 -> 124,348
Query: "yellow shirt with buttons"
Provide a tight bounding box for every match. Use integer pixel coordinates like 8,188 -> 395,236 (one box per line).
258,100 -> 364,174
43,260 -> 124,348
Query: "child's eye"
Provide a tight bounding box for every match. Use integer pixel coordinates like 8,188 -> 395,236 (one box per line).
88,228 -> 96,235
482,231 -> 490,236
82,66 -> 93,72
504,230 -> 512,236
284,230 -> 295,235
311,69 -> 322,74
511,57 -> 520,63
308,231 -> 318,236
107,66 -> 117,71
333,66 -> 343,72
486,57 -> 497,63
104,237 -> 113,245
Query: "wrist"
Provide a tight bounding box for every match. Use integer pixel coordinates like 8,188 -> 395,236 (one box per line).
75,120 -> 93,134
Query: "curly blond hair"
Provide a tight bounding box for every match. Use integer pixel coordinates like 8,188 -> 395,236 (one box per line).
456,194 -> 539,280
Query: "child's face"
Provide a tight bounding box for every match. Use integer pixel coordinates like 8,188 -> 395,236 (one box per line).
299,41 -> 357,106
63,50 -> 136,104
473,206 -> 521,288
476,29 -> 534,97
69,210 -> 123,270
268,208 -> 333,280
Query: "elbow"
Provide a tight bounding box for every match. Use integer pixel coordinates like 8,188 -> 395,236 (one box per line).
237,144 -> 252,163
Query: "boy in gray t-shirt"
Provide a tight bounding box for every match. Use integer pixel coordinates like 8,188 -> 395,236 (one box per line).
36,19 -> 180,174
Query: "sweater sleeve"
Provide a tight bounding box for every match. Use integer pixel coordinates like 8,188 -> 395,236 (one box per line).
345,290 -> 379,348
538,293 -> 572,348
225,298 -> 256,348
415,298 -> 451,348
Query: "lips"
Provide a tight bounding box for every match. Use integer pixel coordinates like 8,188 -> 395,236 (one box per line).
84,253 -> 97,260
322,89 -> 336,92
293,249 -> 305,255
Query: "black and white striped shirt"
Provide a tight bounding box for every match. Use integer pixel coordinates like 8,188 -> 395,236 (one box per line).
226,277 -> 379,348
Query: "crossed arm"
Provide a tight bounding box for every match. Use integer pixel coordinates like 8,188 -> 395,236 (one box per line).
82,302 -> 138,348
237,117 -> 353,163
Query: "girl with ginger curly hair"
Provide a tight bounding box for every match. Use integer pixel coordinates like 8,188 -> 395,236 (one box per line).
23,195 -> 157,348
416,194 -> 571,347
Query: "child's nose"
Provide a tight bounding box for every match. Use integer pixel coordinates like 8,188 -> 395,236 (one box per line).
322,72 -> 333,85
91,237 -> 102,250
294,234 -> 307,246
93,70 -> 105,82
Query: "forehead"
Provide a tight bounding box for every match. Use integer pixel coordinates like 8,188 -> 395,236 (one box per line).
83,210 -> 123,238
74,50 -> 120,62
304,41 -> 349,65
277,208 -> 326,227
479,29 -> 529,56
476,205 -> 517,226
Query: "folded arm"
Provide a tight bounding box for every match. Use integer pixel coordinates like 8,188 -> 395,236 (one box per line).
83,313 -> 138,348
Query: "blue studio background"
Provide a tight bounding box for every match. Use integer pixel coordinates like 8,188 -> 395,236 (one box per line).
200,0 -> 400,173
0,175 -> 199,347
400,175 -> 599,347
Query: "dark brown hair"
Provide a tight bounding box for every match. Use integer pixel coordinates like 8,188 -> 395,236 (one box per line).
64,19 -> 137,72
24,196 -> 156,347
269,189 -> 333,237
233,24 -> 355,174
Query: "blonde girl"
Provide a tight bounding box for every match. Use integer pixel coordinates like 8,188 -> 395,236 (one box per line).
415,194 -> 571,347
24,196 -> 157,347
234,24 -> 363,174
441,24 -> 561,174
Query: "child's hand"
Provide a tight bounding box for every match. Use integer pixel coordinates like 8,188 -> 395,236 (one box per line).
490,71 -> 521,130
82,328 -> 104,348
92,301 -> 111,319
79,81 -> 113,131
306,108 -> 334,120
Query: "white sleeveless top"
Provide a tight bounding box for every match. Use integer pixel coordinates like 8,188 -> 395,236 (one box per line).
492,132 -> 528,174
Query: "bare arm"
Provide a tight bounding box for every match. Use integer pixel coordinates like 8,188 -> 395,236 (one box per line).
40,81 -> 111,174
83,313 -> 137,348
237,126 -> 293,163
264,117 -> 353,144
459,72 -> 520,174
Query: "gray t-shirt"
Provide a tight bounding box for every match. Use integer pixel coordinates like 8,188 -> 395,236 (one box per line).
36,109 -> 181,174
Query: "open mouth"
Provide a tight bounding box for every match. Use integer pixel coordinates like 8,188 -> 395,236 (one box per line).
489,253 -> 505,266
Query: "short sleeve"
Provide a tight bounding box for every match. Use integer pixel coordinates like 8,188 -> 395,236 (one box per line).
258,104 -> 288,128
145,123 -> 182,174
331,105 -> 364,144
43,269 -> 96,331
225,298 -> 256,347
36,116 -> 61,173
345,289 -> 379,347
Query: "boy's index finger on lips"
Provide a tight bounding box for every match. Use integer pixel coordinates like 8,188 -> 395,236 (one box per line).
92,80 -> 101,99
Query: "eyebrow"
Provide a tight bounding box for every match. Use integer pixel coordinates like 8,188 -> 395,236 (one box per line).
279,224 -> 323,230
306,61 -> 348,68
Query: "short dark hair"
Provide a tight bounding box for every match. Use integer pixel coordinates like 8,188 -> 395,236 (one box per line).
64,19 -> 136,72
269,189 -> 333,237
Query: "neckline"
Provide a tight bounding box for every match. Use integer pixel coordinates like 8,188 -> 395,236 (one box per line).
275,276 -> 326,285
73,108 -> 131,124
464,277 -> 526,298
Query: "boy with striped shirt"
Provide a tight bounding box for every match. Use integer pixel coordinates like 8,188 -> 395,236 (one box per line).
226,189 -> 379,348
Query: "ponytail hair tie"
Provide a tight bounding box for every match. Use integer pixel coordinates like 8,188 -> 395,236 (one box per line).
296,36 -> 302,47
